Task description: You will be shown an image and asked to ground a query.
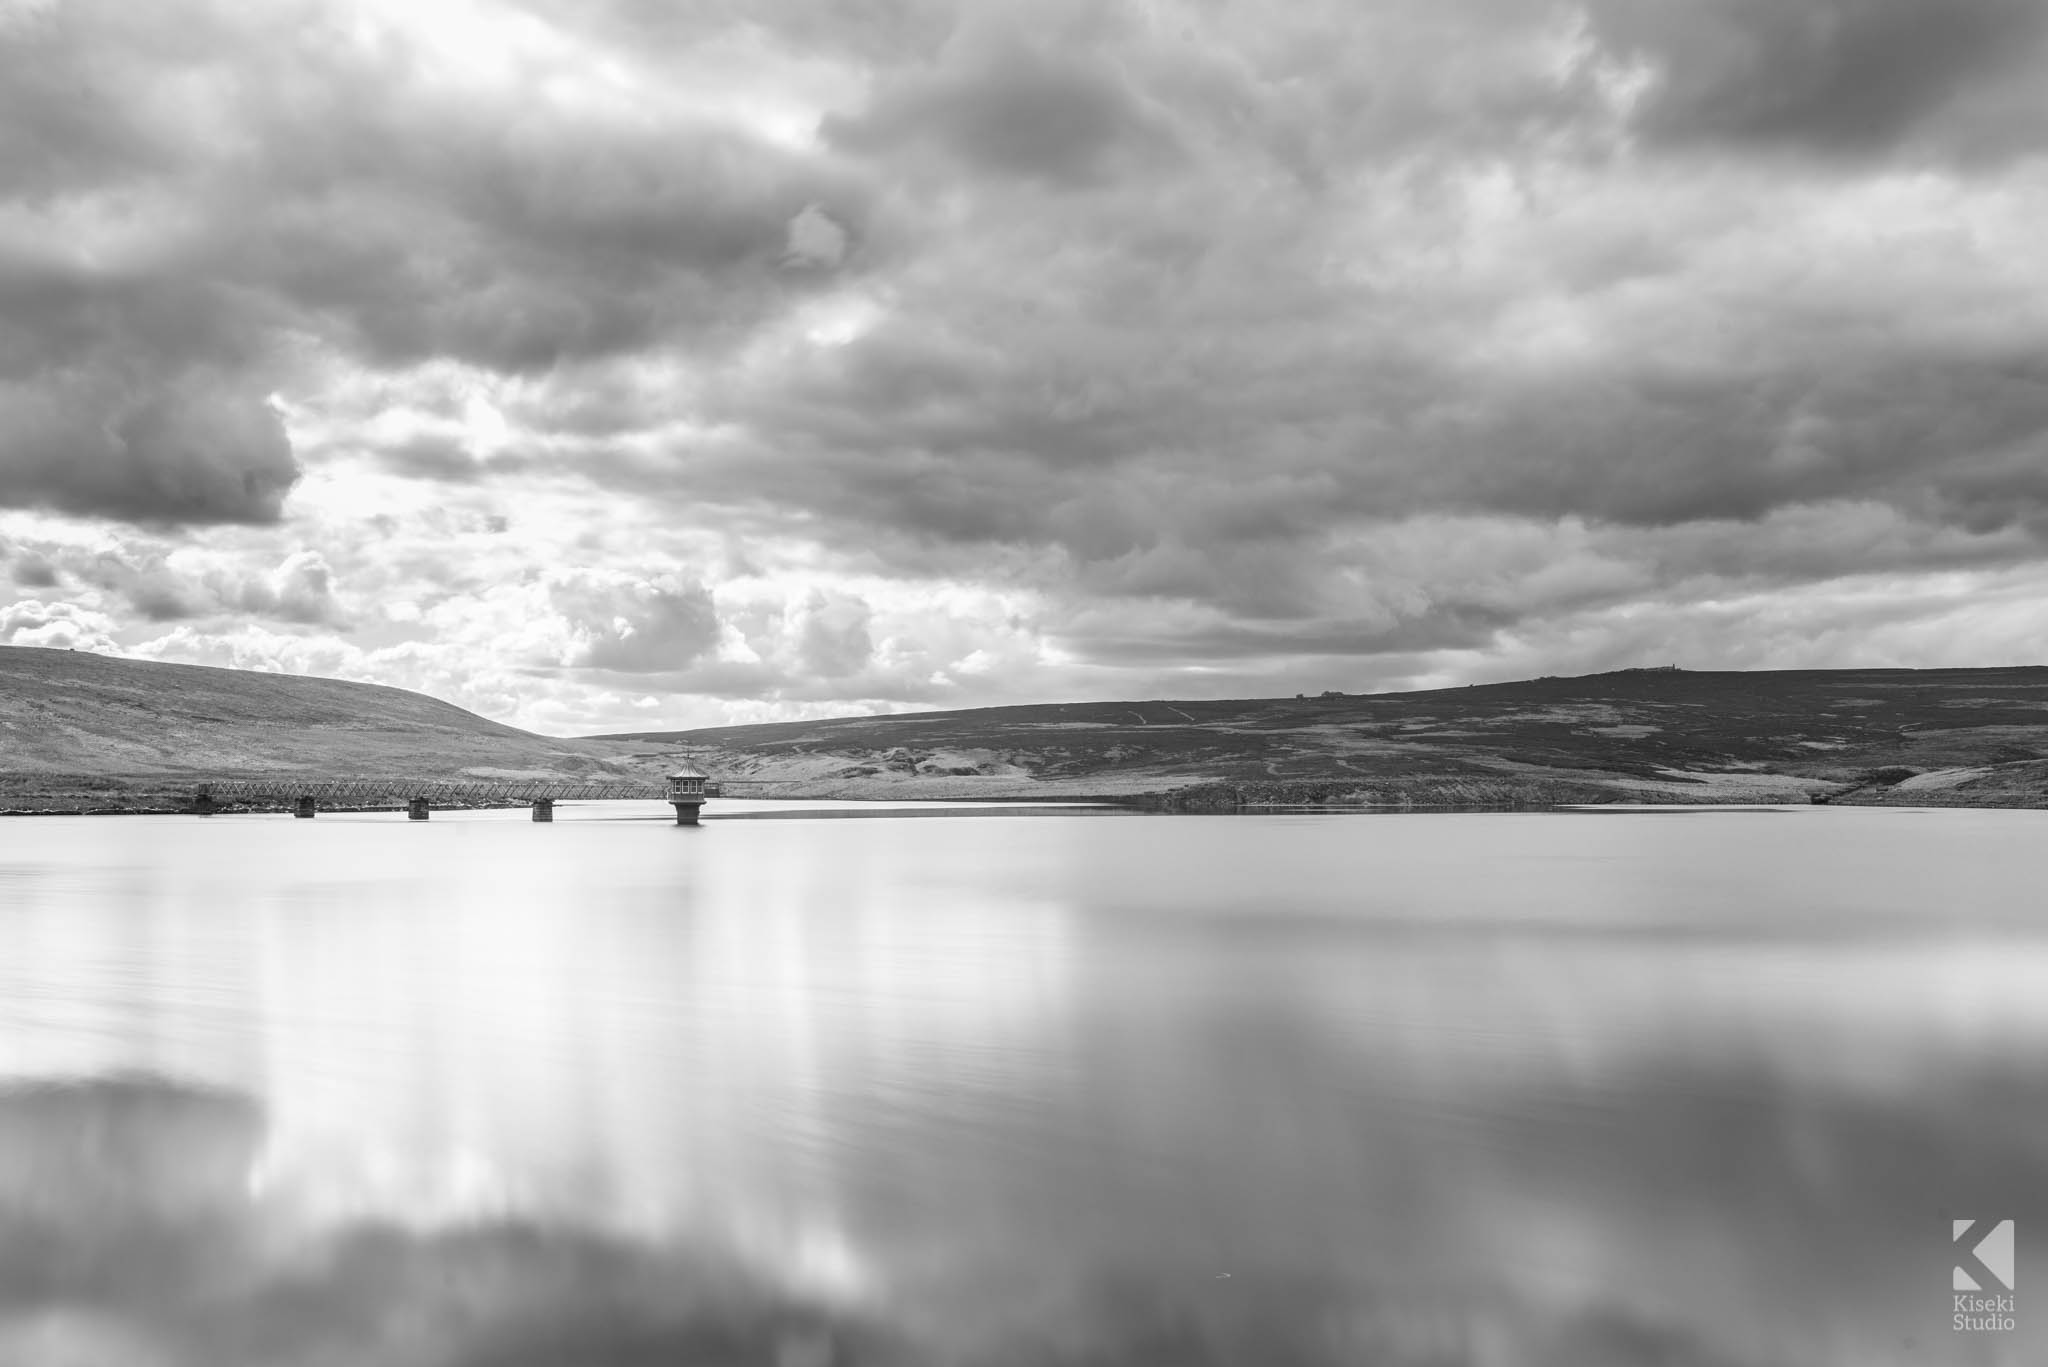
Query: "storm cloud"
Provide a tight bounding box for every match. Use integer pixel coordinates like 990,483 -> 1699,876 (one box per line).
1581,0 -> 2048,159
0,0 -> 868,524
3,0 -> 2047,728
824,7 -> 1182,187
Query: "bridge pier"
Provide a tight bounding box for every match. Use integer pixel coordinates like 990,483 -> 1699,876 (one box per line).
189,775 -> 720,818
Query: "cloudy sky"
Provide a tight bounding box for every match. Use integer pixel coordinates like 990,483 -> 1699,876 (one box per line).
4,0 -> 2047,733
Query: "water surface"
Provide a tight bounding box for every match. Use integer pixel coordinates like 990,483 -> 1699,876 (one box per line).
2,805 -> 2043,1365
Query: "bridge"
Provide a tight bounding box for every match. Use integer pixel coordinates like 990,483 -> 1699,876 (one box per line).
189,768 -> 775,825
203,779 -> 666,804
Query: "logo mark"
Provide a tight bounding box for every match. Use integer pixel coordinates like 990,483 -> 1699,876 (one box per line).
1955,1220 -> 2016,1293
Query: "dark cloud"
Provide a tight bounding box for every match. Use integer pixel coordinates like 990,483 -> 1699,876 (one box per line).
689,348 -> 2046,617
0,0 -> 876,527
673,200 -> 2048,632
1430,347 -> 2048,532
238,113 -> 875,374
1585,0 -> 2048,158
9,556 -> 58,589
0,380 -> 300,525
0,6 -> 309,526
0,3 -> 195,202
826,16 -> 1181,186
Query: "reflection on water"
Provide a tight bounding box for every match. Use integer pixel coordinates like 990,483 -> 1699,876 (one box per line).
2,805 -> 2044,1365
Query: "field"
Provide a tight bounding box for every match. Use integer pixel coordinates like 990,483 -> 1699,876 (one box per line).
605,665 -> 2048,807
8,645 -> 2048,809
0,646 -> 655,810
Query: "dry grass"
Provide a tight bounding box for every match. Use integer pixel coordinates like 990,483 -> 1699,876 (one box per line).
610,663 -> 2048,807
0,646 -> 657,800
11,647 -> 2048,809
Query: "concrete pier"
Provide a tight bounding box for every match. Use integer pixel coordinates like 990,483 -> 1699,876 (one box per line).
184,774 -> 729,821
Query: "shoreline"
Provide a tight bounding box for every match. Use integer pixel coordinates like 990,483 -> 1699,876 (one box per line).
9,788 -> 2048,815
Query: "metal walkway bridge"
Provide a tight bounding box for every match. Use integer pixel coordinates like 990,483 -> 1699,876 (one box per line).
197,777 -> 786,804
190,773 -> 789,823
204,778 -> 664,805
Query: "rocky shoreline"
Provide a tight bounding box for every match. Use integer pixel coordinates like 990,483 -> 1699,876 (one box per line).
1146,777 -> 1688,811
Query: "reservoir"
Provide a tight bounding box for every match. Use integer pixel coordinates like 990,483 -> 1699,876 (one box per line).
2,805 -> 2043,1365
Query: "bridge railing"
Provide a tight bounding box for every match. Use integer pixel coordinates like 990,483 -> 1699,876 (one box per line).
201,779 -> 668,805
189,776 -> 799,807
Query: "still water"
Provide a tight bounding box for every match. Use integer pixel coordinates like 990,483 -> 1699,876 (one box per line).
2,804 -> 2043,1366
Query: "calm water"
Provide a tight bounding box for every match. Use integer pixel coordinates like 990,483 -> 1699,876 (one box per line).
2,804 -> 2044,1366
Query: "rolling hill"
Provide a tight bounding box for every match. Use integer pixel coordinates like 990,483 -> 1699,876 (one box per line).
599,665 -> 2048,808
0,645 -> 651,809
6,645 -> 2048,809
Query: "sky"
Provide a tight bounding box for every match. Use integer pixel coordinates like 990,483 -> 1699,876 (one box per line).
3,0 -> 2047,735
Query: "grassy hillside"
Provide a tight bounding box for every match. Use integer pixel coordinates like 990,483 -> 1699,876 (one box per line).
0,645 -> 647,808
9,647 -> 2048,809
600,665 -> 2048,806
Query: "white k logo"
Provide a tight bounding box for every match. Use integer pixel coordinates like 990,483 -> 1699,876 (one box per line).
1954,1219 -> 2016,1293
